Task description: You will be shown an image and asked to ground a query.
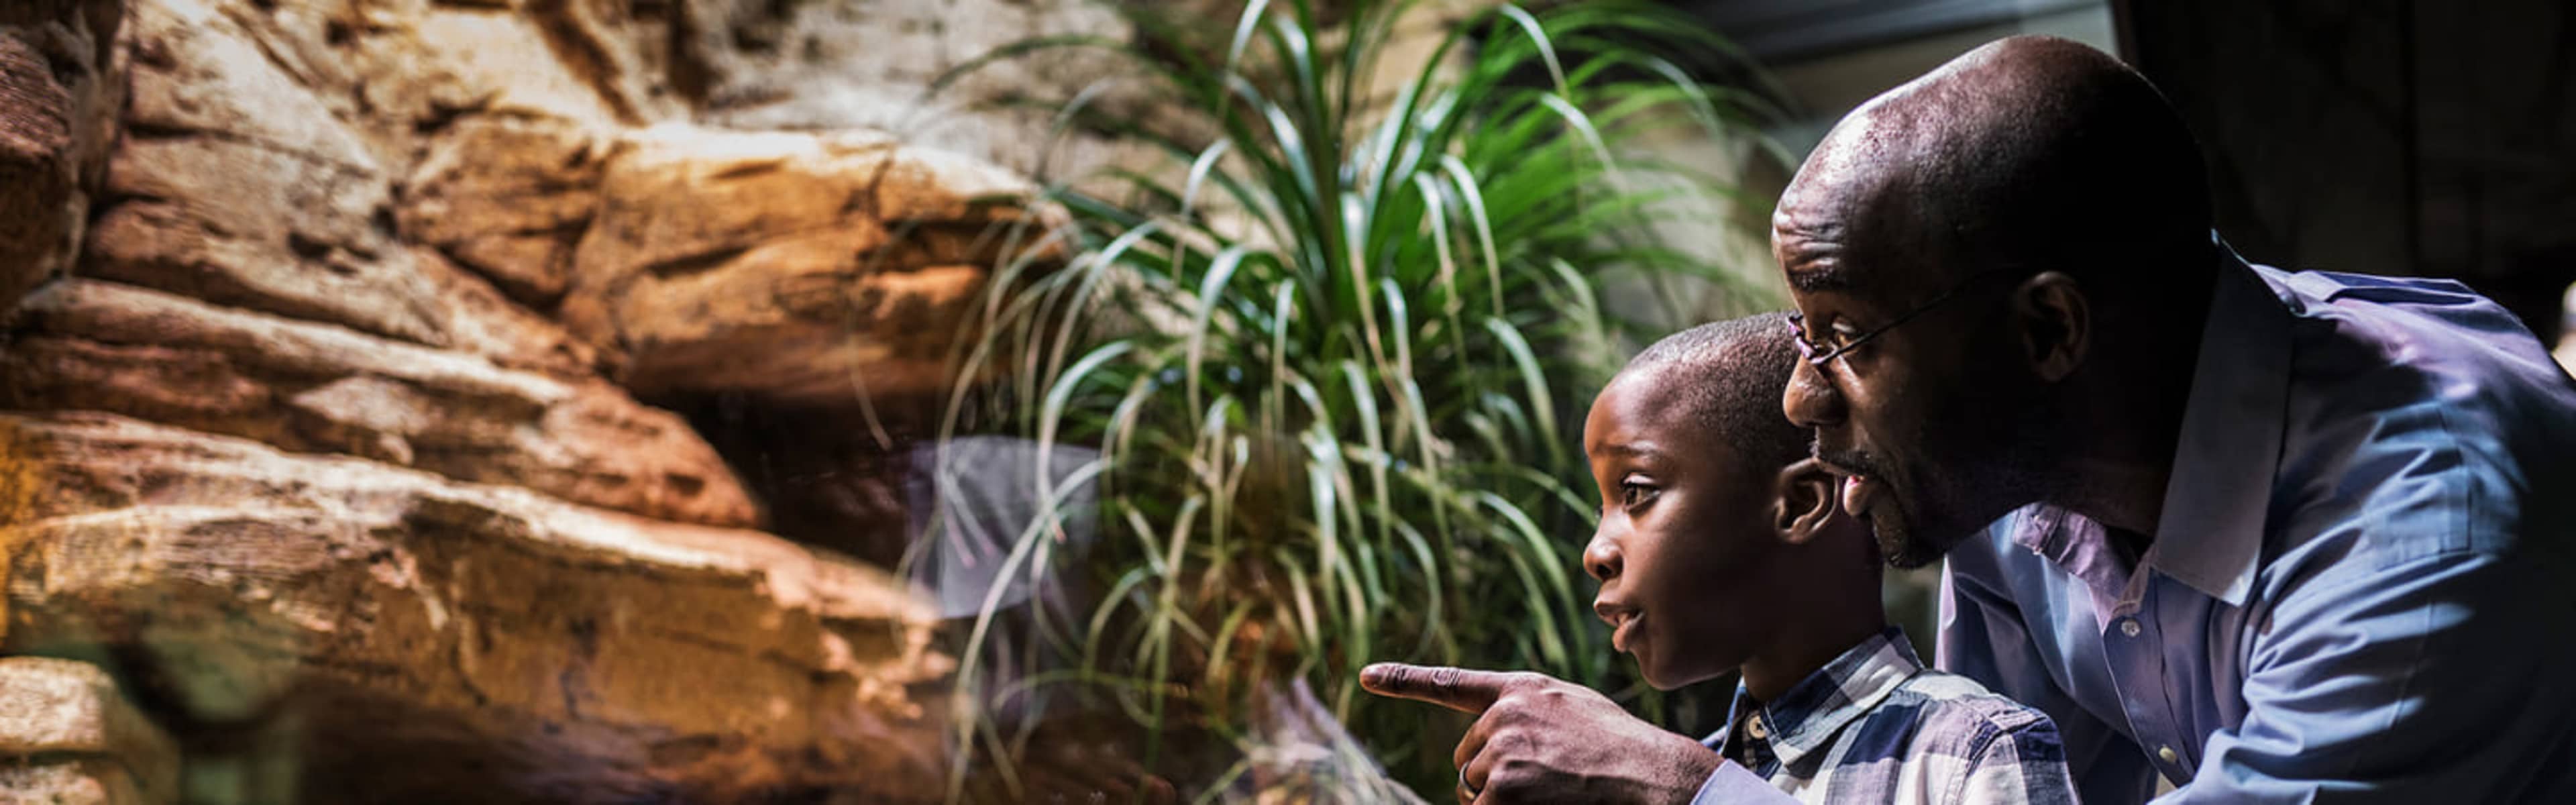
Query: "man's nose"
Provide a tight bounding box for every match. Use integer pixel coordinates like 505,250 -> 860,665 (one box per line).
1783,358 -> 1846,429
1582,531 -> 1621,582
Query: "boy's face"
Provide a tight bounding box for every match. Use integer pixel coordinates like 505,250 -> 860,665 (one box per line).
1580,367 -> 1784,690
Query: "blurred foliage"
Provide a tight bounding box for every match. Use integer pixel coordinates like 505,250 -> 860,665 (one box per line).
926,0 -> 1786,799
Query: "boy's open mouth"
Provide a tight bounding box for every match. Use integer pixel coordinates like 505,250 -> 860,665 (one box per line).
1611,611 -> 1643,653
1597,602 -> 1644,653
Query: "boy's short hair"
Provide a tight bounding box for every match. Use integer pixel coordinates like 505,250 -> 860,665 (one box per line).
1626,313 -> 1810,474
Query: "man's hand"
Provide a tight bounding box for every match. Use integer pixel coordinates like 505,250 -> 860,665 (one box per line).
1360,663 -> 1723,804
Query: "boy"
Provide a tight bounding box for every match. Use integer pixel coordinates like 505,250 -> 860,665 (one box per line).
1362,314 -> 2076,804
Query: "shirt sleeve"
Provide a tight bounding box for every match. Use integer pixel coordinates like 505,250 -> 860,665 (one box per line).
1690,760 -> 1801,805
1939,543 -> 2160,805
2157,547 -> 2576,804
1951,718 -> 2082,805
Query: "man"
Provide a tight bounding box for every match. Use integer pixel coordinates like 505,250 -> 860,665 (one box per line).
1364,34 -> 2576,804
1777,36 -> 2576,804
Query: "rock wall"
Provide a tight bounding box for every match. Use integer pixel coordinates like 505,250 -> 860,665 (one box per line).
674,0 -> 1167,182
0,0 -> 1096,801
0,656 -> 177,804
0,0 -> 125,324
2,413 -> 951,803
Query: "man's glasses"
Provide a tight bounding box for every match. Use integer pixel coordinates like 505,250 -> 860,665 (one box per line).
1786,268 -> 2023,367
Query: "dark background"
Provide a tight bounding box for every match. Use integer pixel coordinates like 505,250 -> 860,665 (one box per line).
1674,0 -> 2576,345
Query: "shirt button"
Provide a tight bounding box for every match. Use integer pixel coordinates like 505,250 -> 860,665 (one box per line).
1746,714 -> 1770,740
2158,745 -> 2178,763
2120,619 -> 2142,637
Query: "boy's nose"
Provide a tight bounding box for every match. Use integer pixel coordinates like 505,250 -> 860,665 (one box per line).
1582,533 -> 1621,582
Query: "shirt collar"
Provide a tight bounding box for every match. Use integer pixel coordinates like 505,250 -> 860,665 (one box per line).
2139,236 -> 2294,606
1723,627 -> 1924,767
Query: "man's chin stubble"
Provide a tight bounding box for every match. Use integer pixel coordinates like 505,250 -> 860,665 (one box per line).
1870,505 -> 1952,570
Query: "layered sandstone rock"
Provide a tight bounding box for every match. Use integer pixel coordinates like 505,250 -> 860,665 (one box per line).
0,657 -> 179,805
0,0 -> 1118,799
0,280 -> 755,528
87,0 -> 1071,410
90,0 -> 447,345
663,0 -> 1162,179
0,413 -> 951,802
561,124 -> 1061,406
0,0 -> 125,313
401,117 -> 1066,409
398,117 -> 612,310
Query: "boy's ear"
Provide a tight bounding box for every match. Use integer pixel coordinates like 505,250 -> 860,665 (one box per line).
1772,458 -> 1839,545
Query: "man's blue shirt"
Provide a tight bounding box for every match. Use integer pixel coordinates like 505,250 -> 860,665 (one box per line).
1939,243 -> 2576,804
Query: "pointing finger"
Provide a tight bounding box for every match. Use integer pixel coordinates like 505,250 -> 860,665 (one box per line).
1358,663 -> 1519,714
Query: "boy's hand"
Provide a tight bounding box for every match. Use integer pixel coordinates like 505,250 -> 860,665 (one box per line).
1360,663 -> 1723,804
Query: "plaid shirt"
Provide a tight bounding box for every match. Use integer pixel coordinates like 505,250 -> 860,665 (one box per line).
1693,627 -> 2078,804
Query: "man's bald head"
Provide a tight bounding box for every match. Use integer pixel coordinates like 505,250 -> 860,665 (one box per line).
1772,38 -> 2220,565
1777,36 -> 2211,303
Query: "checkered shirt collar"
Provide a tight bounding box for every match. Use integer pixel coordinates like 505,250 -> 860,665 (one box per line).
1723,627 -> 1925,767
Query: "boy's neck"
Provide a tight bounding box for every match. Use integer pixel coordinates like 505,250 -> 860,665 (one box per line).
1739,606 -> 1889,703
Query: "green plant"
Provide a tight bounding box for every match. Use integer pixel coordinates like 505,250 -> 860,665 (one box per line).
928,1 -> 1784,799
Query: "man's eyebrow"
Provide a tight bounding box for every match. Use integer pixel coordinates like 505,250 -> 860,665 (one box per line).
1786,264 -> 1854,292
1773,221 -> 1856,293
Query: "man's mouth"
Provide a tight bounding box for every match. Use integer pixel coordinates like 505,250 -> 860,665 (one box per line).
1811,447 -> 1889,518
1842,474 -> 1884,517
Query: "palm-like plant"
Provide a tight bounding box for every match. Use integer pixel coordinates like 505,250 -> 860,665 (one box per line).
926,1 -> 1784,799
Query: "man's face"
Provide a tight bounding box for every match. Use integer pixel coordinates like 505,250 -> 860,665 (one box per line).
1580,368 -> 1779,690
1772,172 -> 2039,568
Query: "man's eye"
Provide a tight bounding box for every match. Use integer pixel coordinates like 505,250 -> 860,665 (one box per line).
1620,482 -> 1658,507
1828,324 -> 1863,349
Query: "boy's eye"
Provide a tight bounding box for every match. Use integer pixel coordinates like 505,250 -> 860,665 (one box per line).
1619,480 -> 1658,508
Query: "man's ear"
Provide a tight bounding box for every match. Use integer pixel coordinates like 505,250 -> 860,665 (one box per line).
2012,271 -> 2090,382
1772,458 -> 1839,545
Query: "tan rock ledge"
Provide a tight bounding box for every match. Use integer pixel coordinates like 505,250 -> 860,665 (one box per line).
1,279 -> 757,529
0,657 -> 180,805
560,123 -> 1071,409
0,412 -> 955,803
